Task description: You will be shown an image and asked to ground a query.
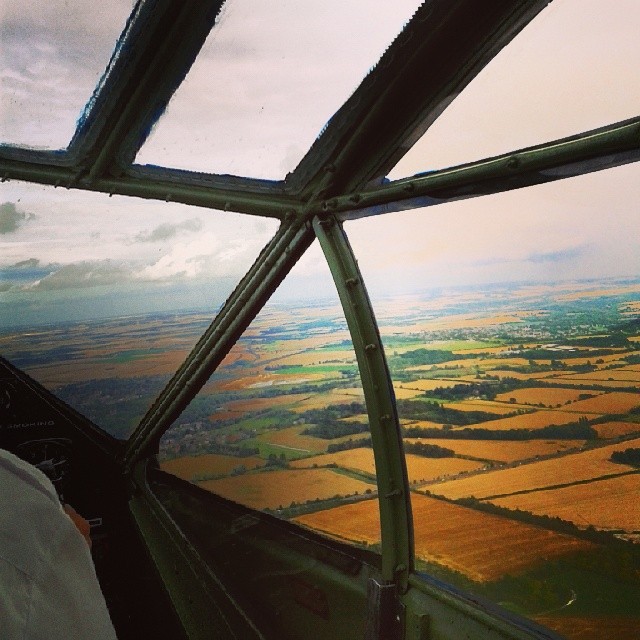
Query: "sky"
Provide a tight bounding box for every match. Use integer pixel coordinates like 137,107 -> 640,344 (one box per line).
0,0 -> 639,327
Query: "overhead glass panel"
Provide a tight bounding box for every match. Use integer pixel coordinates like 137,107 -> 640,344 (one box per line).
136,0 -> 422,179
0,0 -> 132,149
345,164 -> 640,640
390,0 -> 640,178
0,182 -> 278,438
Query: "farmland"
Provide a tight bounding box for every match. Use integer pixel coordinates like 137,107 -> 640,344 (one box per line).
290,447 -> 484,483
199,467 -> 372,511
295,493 -> 595,582
427,438 -> 640,500
3,276 -> 640,639
492,474 -> 640,532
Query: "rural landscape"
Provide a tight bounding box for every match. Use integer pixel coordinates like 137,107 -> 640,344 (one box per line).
2,276 -> 639,639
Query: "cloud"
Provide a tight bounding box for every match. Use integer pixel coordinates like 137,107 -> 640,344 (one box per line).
527,246 -> 587,264
10,258 -> 41,269
134,218 -> 203,243
0,202 -> 34,234
30,261 -> 134,290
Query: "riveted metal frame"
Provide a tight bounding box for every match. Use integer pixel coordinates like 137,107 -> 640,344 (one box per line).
313,215 -> 413,591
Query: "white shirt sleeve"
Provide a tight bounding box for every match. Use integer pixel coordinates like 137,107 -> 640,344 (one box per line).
0,448 -> 118,640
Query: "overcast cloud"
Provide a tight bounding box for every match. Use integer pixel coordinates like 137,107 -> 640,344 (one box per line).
134,218 -> 203,243
1,0 -> 638,320
0,202 -> 34,233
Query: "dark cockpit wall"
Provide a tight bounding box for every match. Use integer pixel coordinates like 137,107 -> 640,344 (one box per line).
2,1 -> 640,639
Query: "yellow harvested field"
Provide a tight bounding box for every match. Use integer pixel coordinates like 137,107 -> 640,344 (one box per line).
592,421 -> 640,439
407,357 -> 535,372
291,447 -> 376,476
200,468 -> 372,510
161,453 -> 264,481
406,455 -> 483,483
551,377 -> 640,390
429,438 -> 640,500
295,498 -> 381,546
488,370 -> 559,380
560,353 -> 629,366
557,392 -> 640,414
290,389 -> 365,412
558,283 -> 640,301
295,494 -> 594,582
404,439 -> 586,463
272,349 -> 355,367
554,369 -> 640,382
463,410 -> 593,431
256,425 -> 369,454
28,349 -> 191,387
291,448 -> 482,483
402,420 -> 448,430
393,386 -> 426,399
495,387 -> 604,407
397,379 -> 470,391
535,616 -> 640,640
442,400 -> 530,415
492,474 -> 640,532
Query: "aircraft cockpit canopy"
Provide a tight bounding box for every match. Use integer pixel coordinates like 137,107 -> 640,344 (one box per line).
2,2 -> 639,639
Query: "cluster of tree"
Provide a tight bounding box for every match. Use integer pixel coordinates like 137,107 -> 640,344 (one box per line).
265,452 -> 289,467
396,399 -> 505,425
300,402 -> 366,423
403,417 -> 597,441
300,402 -> 368,439
510,346 -> 624,361
610,448 -> 640,467
565,333 -> 631,349
426,378 -> 534,401
327,437 -> 372,452
403,441 -> 455,458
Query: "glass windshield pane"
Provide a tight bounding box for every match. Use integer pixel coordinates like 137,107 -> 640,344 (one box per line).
0,182 -> 278,438
0,0 -> 132,149
390,0 -> 640,177
136,0 -> 422,179
345,164 -> 640,639
159,243 -> 378,537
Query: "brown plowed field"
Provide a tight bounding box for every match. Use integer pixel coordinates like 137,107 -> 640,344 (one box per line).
295,494 -> 594,582
491,473 -> 640,531
428,438 -> 640,500
200,468 -> 372,510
